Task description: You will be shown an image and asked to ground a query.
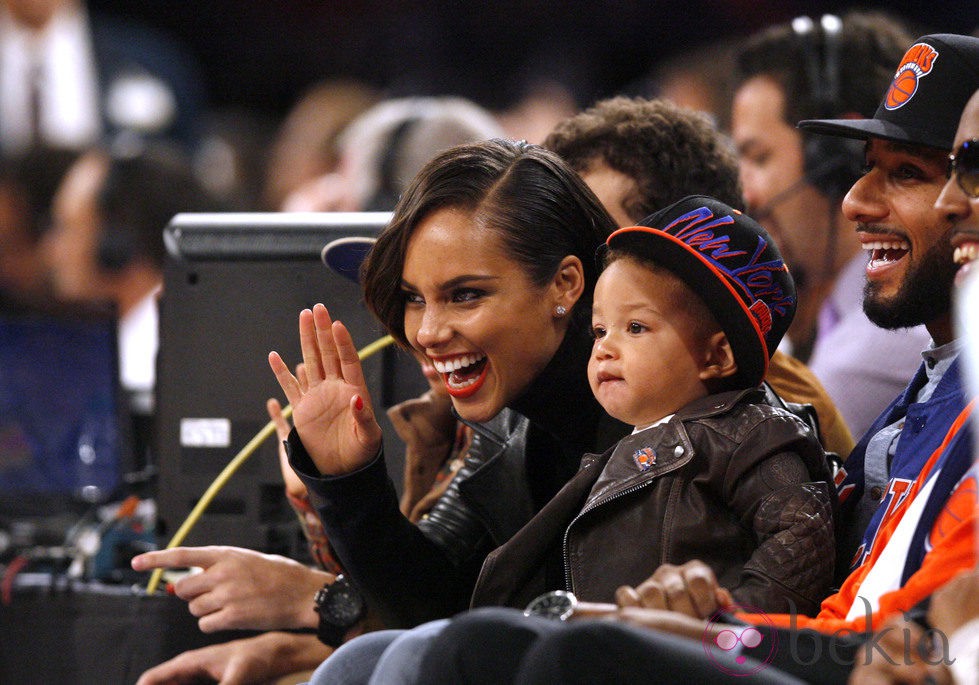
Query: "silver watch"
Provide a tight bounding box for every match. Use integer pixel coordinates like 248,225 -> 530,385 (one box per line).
523,590 -> 578,621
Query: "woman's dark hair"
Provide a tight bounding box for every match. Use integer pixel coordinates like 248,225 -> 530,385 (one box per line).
362,138 -> 616,347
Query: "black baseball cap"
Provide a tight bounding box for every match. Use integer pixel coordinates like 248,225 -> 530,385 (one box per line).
606,196 -> 796,388
799,34 -> 979,150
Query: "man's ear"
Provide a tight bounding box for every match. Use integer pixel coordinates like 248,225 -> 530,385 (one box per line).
551,255 -> 585,313
700,331 -> 738,381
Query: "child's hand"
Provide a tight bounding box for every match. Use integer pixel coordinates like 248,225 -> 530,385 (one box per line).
927,568 -> 979,637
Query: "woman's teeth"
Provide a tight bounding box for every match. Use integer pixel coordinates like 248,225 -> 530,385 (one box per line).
432,353 -> 486,374
447,375 -> 480,390
433,354 -> 489,397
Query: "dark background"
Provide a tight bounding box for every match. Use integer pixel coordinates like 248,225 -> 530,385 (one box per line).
86,1 -> 979,120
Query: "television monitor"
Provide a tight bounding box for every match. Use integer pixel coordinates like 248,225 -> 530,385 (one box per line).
0,304 -> 131,521
155,212 -> 427,555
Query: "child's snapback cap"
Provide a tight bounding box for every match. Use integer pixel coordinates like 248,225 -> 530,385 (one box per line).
605,195 -> 796,387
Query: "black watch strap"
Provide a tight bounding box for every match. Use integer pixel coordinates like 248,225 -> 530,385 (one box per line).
315,612 -> 349,649
314,574 -> 366,648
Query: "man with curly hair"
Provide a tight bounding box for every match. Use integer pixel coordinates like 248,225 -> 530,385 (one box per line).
543,95 -> 744,223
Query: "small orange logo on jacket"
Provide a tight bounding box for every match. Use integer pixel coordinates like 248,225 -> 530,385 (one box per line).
632,446 -> 657,472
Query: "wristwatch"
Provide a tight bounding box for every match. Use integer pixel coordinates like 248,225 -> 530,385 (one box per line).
523,590 -> 578,621
313,574 -> 366,647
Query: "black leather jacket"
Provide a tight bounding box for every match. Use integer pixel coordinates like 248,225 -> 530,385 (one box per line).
289,325 -> 629,628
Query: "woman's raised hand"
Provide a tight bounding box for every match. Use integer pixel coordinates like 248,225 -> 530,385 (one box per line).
269,303 -> 383,475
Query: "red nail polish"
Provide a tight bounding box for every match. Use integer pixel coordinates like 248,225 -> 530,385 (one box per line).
355,396 -> 364,411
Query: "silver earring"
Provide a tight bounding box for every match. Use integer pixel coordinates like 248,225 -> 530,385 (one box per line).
555,305 -> 567,317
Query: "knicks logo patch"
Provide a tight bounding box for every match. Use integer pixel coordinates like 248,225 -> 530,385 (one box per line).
885,43 -> 938,110
633,446 -> 657,471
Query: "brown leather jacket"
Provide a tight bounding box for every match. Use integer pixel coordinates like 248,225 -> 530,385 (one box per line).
470,388 -> 836,616
386,390 -> 472,523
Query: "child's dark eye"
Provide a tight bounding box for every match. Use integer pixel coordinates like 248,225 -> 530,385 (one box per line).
628,321 -> 647,334
590,325 -> 606,340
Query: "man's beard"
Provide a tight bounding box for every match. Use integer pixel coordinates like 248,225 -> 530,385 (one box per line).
863,228 -> 956,330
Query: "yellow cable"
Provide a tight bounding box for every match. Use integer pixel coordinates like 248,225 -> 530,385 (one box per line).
146,334 -> 395,594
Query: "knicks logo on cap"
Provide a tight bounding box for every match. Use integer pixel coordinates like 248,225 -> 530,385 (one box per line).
885,42 -> 939,110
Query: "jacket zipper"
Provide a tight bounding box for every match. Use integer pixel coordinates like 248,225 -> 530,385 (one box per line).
562,477 -> 659,592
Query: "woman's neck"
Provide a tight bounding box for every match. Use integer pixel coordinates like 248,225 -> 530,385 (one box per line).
510,319 -> 622,452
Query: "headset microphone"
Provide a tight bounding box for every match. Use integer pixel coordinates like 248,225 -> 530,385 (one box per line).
750,149 -> 855,292
751,151 -> 859,222
750,176 -> 810,222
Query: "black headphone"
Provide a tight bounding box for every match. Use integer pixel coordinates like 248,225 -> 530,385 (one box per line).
363,116 -> 422,212
793,14 -> 864,199
95,145 -> 200,273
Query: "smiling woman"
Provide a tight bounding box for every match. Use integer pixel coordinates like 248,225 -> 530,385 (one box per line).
269,138 -> 627,628
399,206 -> 573,418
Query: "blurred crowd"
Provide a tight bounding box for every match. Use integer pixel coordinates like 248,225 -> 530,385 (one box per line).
4,1 -> 964,433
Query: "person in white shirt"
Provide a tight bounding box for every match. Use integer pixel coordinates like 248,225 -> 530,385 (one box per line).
0,0 -> 205,155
